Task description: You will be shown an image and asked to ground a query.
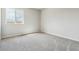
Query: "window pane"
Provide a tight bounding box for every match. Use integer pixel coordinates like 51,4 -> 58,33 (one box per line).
6,8 -> 15,23
15,9 -> 24,24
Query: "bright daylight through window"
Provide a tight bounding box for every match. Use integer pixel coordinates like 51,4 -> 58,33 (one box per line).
6,8 -> 24,24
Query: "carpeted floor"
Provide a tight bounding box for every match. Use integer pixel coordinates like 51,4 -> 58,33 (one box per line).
0,33 -> 79,51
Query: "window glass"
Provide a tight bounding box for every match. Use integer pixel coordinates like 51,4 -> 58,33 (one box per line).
15,9 -> 24,24
6,8 -> 24,24
6,8 -> 15,23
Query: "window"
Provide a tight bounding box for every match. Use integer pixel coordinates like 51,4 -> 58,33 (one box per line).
6,8 -> 24,24
15,9 -> 24,24
6,8 -> 15,23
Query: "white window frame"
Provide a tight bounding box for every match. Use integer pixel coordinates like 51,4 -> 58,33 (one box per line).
6,8 -> 24,24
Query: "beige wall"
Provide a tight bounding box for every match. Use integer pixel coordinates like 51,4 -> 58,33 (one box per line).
2,8 -> 41,38
41,8 -> 79,41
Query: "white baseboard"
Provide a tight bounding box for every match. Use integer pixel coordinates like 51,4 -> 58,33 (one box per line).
2,32 -> 38,39
43,32 -> 79,42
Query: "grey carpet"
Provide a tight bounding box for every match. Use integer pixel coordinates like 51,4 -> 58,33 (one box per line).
0,33 -> 79,51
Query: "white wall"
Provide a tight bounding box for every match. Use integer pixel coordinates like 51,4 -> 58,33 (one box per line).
0,8 -> 1,39
41,8 -> 79,41
2,8 -> 41,38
